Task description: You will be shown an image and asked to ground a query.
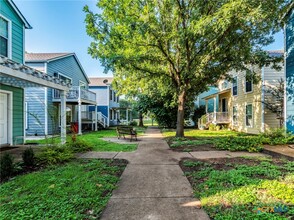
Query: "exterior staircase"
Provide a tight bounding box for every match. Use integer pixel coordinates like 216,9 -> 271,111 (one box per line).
198,112 -> 230,129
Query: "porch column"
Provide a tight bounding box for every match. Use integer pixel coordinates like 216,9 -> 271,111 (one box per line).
213,97 -> 217,123
205,100 -> 208,113
60,90 -> 66,144
126,109 -> 129,122
94,105 -> 98,131
78,101 -> 82,135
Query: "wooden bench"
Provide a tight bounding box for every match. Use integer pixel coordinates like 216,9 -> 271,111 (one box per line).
116,126 -> 137,142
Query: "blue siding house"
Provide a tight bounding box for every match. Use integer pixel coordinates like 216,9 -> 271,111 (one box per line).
285,5 -> 294,133
25,53 -> 96,136
89,77 -> 120,127
0,0 -> 69,145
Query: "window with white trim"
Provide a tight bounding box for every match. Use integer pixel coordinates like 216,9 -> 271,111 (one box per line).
232,76 -> 238,96
245,73 -> 253,93
245,104 -> 253,127
0,16 -> 10,57
232,106 -> 238,125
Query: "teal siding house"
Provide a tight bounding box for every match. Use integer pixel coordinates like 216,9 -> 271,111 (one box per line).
285,5 -> 294,133
0,0 -> 69,146
25,53 -> 96,136
195,86 -> 219,113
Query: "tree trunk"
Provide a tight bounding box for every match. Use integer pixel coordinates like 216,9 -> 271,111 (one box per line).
139,112 -> 144,127
176,90 -> 186,137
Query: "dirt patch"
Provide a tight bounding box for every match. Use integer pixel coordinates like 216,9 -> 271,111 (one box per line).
0,146 -> 19,152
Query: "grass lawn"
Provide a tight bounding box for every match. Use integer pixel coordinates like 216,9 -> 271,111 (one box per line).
181,157 -> 294,220
0,159 -> 127,219
26,128 -> 146,152
162,129 -> 254,152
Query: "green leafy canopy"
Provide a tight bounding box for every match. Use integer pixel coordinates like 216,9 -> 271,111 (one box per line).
84,0 -> 290,136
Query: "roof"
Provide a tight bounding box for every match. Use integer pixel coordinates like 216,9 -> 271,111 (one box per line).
89,77 -> 114,86
267,50 -> 284,57
25,53 -> 72,62
25,52 -> 90,83
7,0 -> 32,29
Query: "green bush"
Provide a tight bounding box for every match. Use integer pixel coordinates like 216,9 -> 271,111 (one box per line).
22,148 -> 35,166
36,145 -> 74,165
129,120 -> 138,126
260,128 -> 294,145
67,139 -> 93,153
0,153 -> 14,180
209,124 -> 220,131
214,136 -> 263,152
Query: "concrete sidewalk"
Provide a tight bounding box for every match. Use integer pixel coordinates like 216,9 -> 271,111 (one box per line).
100,127 -> 210,220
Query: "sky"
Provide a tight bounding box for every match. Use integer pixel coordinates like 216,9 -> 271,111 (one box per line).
15,0 -> 285,78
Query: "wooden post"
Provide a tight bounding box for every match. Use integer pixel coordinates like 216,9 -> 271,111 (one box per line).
94,105 -> 98,131
60,90 -> 66,144
78,87 -> 82,135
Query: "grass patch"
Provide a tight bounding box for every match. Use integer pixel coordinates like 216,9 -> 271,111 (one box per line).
26,129 -> 139,152
181,157 -> 294,219
0,159 -> 127,219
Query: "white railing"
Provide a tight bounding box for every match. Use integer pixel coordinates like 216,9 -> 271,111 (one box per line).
53,86 -> 96,103
81,111 -> 92,120
97,112 -> 108,128
198,112 -> 230,129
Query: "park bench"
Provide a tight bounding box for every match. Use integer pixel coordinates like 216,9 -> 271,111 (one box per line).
116,126 -> 137,142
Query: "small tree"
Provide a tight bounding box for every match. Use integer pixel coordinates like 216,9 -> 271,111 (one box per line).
262,78 -> 284,128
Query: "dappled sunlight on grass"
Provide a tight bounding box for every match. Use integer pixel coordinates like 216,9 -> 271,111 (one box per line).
181,157 -> 294,219
26,129 -> 138,152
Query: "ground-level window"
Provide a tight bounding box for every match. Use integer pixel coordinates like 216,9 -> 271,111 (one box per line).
232,106 -> 238,125
245,104 -> 253,127
110,109 -> 113,120
0,16 -> 10,57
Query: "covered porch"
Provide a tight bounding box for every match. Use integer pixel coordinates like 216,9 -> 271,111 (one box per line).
0,55 -> 70,144
52,87 -> 97,135
198,88 -> 231,129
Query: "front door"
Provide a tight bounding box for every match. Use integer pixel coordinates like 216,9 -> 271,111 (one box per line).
0,93 -> 8,145
222,98 -> 227,112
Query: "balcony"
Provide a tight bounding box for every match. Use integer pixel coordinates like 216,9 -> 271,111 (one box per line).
53,86 -> 96,105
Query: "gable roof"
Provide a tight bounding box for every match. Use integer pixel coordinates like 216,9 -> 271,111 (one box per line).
7,0 -> 32,29
25,53 -> 73,62
267,50 -> 284,57
25,52 -> 90,83
89,77 -> 113,86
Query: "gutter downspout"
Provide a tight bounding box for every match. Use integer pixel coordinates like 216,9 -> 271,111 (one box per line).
261,67 -> 265,133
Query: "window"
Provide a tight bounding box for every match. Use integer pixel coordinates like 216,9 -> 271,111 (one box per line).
232,76 -> 238,96
110,89 -> 113,101
117,95 -> 119,102
0,16 -> 10,57
232,106 -> 238,125
58,73 -> 72,84
110,109 -> 113,120
79,81 -> 86,89
245,73 -> 253,93
245,104 -> 253,127
113,92 -> 116,102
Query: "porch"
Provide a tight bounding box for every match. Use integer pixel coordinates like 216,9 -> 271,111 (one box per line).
52,86 -> 97,135
198,88 -> 231,129
0,55 -> 70,145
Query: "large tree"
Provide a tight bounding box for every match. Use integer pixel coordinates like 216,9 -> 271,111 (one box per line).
84,0 -> 289,137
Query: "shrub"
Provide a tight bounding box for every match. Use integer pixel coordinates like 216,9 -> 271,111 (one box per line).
36,145 -> 74,165
260,128 -> 294,145
129,120 -> 138,126
0,153 -> 14,180
22,148 -> 35,167
209,124 -> 220,131
67,139 -> 93,153
214,136 -> 263,152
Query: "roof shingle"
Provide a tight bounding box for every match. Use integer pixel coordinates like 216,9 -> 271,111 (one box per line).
89,77 -> 113,86
25,53 -> 72,62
